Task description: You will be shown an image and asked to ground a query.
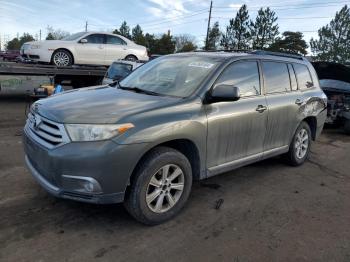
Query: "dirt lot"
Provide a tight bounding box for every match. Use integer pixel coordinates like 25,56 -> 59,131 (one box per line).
1,97 -> 350,262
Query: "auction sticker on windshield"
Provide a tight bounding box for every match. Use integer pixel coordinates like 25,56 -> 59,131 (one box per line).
188,62 -> 214,69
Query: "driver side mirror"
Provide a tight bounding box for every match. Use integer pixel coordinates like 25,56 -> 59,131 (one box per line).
208,84 -> 240,103
80,38 -> 88,44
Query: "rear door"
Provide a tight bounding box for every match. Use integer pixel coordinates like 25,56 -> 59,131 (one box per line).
105,35 -> 129,63
206,60 -> 268,168
262,60 -> 301,151
75,33 -> 106,65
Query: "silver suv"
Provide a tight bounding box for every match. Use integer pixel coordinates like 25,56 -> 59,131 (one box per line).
23,51 -> 327,225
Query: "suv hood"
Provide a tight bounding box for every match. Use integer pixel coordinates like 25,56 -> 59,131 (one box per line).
34,86 -> 180,124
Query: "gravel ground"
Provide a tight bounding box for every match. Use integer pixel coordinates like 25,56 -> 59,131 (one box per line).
1,97 -> 350,262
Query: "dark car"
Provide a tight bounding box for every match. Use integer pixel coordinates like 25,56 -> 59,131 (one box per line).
2,50 -> 21,61
312,61 -> 350,134
24,51 -> 327,225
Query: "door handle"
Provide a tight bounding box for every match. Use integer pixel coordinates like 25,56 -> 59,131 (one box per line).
295,98 -> 304,105
256,105 -> 267,113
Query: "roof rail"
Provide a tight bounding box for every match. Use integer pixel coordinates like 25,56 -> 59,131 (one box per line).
250,50 -> 304,60
193,49 -> 252,53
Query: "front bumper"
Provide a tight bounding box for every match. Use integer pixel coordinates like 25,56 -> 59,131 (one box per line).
21,48 -> 52,63
25,155 -> 124,204
23,127 -> 148,204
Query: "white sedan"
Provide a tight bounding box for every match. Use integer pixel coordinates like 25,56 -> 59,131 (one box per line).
20,32 -> 149,66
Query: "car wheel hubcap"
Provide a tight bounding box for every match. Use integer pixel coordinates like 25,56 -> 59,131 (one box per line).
146,164 -> 185,213
295,128 -> 309,159
54,52 -> 70,66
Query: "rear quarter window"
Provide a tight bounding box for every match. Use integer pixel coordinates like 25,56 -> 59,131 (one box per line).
293,63 -> 314,90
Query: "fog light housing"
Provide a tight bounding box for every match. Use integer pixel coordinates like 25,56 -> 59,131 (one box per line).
62,175 -> 102,194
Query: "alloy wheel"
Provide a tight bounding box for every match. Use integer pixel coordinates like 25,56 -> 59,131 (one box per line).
295,128 -> 309,159
53,51 -> 70,66
146,164 -> 185,213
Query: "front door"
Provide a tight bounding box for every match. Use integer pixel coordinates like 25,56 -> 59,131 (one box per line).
205,60 -> 268,169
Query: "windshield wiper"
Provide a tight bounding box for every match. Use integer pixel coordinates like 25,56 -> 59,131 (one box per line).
118,84 -> 164,96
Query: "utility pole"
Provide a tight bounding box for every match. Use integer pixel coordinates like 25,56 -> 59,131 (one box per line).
85,21 -> 88,32
205,0 -> 213,50
39,29 -> 42,41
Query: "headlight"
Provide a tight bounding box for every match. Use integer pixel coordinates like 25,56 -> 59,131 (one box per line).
65,123 -> 134,141
31,45 -> 40,49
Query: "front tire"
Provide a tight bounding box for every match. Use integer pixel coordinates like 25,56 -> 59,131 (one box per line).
285,121 -> 312,166
52,49 -> 73,67
124,147 -> 192,225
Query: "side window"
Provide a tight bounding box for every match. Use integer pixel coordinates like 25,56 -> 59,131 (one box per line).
262,61 -> 291,94
215,61 -> 260,97
84,34 -> 105,44
288,64 -> 298,91
293,63 -> 314,90
106,35 -> 126,45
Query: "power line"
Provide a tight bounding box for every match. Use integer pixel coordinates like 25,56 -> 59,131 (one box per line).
211,16 -> 332,20
213,0 -> 349,9
214,2 -> 348,12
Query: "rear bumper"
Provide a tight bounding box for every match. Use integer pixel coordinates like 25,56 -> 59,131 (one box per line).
25,155 -> 124,204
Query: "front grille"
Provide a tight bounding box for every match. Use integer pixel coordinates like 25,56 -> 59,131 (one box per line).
25,112 -> 70,149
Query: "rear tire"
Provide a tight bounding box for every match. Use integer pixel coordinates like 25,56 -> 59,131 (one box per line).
285,121 -> 312,166
124,147 -> 192,225
52,49 -> 73,67
125,55 -> 137,61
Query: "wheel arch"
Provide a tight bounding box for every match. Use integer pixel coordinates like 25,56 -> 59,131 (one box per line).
128,139 -> 201,188
125,54 -> 138,61
51,48 -> 74,65
302,116 -> 317,140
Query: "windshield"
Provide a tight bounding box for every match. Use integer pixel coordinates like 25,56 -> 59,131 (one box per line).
62,32 -> 86,41
120,56 -> 219,97
106,63 -> 133,80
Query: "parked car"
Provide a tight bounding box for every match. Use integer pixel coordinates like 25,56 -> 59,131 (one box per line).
312,61 -> 350,134
23,51 -> 327,225
2,50 -> 21,61
102,60 -> 144,85
20,32 -> 149,67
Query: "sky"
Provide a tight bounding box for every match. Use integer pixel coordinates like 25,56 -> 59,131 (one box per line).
0,0 -> 348,51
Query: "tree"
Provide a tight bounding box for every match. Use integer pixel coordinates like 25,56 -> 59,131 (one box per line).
250,7 -> 279,50
310,5 -> 350,63
174,34 -> 196,51
178,42 -> 197,52
154,33 -> 176,55
206,21 -> 221,50
131,24 -> 146,46
114,21 -> 131,39
6,33 -> 35,50
220,4 -> 251,50
46,33 -> 55,40
269,31 -> 308,55
144,33 -> 157,54
45,26 -> 69,40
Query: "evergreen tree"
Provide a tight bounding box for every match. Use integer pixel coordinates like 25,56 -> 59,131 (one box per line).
310,5 -> 350,63
114,21 -> 131,39
131,24 -> 146,46
269,31 -> 308,55
220,4 -> 251,50
250,7 -> 279,50
206,21 -> 221,50
6,33 -> 35,50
